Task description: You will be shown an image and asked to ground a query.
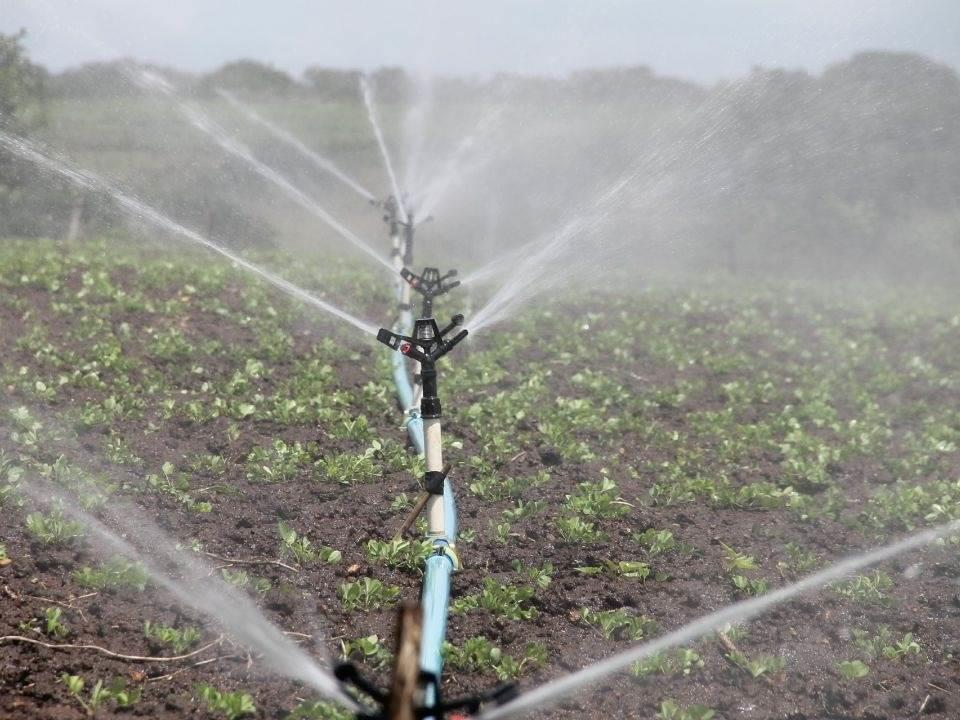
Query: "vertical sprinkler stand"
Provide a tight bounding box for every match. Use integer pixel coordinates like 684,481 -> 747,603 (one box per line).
377,315 -> 468,716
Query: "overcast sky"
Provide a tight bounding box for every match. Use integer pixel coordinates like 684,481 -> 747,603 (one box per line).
2,0 -> 958,83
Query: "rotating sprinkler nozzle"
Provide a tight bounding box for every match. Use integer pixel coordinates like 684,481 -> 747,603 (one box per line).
401,267 -> 461,319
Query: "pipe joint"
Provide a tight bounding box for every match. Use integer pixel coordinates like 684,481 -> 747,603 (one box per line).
427,541 -> 461,571
424,470 -> 447,495
421,396 -> 442,419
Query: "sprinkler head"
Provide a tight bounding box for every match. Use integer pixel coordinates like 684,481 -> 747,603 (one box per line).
376,315 -> 469,365
401,266 -> 461,318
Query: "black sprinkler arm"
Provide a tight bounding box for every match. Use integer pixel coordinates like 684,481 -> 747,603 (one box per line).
375,315 -> 467,365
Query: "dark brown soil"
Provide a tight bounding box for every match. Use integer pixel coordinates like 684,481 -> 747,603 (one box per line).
1,250 -> 959,720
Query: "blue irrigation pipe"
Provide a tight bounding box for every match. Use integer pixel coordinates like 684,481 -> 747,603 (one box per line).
391,295 -> 458,711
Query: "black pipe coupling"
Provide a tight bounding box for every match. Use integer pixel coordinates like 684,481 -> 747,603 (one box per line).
421,395 -> 441,419
423,469 -> 448,495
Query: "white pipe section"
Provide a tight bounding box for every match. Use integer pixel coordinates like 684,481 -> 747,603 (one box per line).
424,418 -> 445,536
412,363 -> 424,410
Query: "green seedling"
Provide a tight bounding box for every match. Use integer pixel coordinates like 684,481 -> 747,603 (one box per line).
719,542 -> 757,571
632,648 -> 703,678
61,674 -> 141,713
390,492 -> 412,511
564,478 -> 631,518
511,560 -> 554,589
451,579 -> 537,621
501,499 -> 547,522
882,633 -> 922,660
98,679 -> 141,709
279,522 -> 341,565
555,516 -> 607,544
195,683 -> 256,720
104,433 -> 142,466
335,415 -> 373,441
288,700 -> 354,719
852,625 -> 921,660
75,557 -> 148,592
147,462 -> 213,513
61,674 -> 95,715
190,453 -> 227,477
491,521 -> 513,544
458,528 -> 477,544
246,440 -> 311,483
577,560 -> 651,580
220,568 -> 271,594
144,621 -> 202,653
338,577 -> 401,611
728,651 -> 786,678
779,542 -> 817,574
731,574 -> 769,596
364,538 -> 431,572
340,634 -> 393,670
833,571 -> 894,607
443,636 -> 547,679
469,474 -> 536,501
44,607 -> 69,638
655,700 -> 715,720
836,659 -> 871,679
315,447 -> 379,484
581,608 -> 656,641
634,528 -> 676,557
25,507 -> 85,546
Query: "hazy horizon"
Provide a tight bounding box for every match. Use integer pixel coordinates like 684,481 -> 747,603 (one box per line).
2,0 -> 959,83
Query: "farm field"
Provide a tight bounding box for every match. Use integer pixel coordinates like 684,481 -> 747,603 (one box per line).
1,238 -> 959,719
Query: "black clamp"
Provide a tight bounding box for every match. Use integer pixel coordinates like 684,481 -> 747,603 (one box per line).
423,464 -> 451,495
400,267 -> 460,319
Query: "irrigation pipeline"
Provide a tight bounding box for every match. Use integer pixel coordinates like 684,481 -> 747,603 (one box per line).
382,204 -> 461,712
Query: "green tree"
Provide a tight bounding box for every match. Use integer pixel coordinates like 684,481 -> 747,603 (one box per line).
1,29 -> 55,237
0,29 -> 46,129
200,60 -> 297,95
